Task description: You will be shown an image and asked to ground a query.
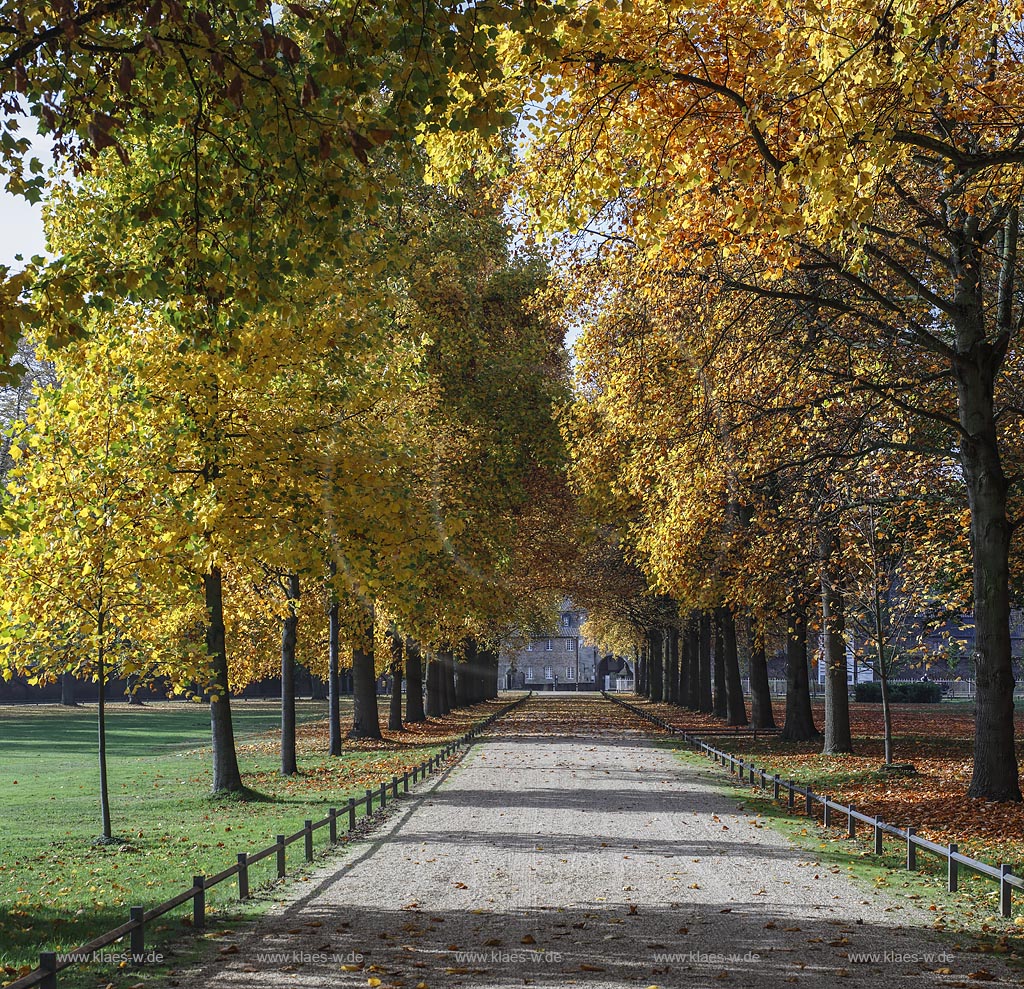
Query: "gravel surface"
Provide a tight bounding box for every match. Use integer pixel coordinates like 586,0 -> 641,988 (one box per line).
174,695 -> 1020,989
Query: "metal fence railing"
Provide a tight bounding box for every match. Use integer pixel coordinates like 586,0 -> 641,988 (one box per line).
6,693 -> 531,989
741,677 -> 1024,700
603,691 -> 1022,918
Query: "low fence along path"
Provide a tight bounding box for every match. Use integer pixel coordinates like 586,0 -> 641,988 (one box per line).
185,695 -> 1013,988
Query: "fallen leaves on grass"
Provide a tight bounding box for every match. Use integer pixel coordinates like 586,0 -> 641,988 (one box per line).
629,697 -> 1024,862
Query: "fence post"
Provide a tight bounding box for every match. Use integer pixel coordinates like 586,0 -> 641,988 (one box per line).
805,788 -> 813,817
366,788 -> 373,814
788,781 -> 796,810
750,765 -> 756,785
413,765 -> 418,783
276,835 -> 286,878
304,820 -> 314,863
906,828 -> 916,870
873,818 -> 883,856
380,781 -> 387,808
392,777 -> 399,799
348,797 -> 356,831
823,799 -> 831,828
329,808 -> 338,844
403,771 -> 409,794
39,951 -> 57,989
948,843 -> 959,892
847,810 -> 856,839
193,875 -> 206,930
1000,864 -> 1012,918
130,906 -> 145,963
773,774 -> 780,800
237,853 -> 250,900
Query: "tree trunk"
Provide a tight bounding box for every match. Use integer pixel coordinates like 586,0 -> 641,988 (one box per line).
678,624 -> 690,707
405,638 -> 426,722
348,609 -> 381,739
280,574 -> 299,776
438,647 -> 454,715
450,653 -> 460,707
455,640 -> 472,708
61,672 -> 77,706
698,612 -> 713,712
480,645 -> 499,699
425,656 -> 442,717
328,595 -> 342,756
821,529 -> 853,754
665,627 -> 679,704
636,647 -> 647,696
686,622 -> 700,709
97,614 -> 112,841
780,602 -> 820,742
880,672 -> 894,766
956,337 -> 1021,799
713,614 -> 727,718
388,629 -> 404,731
206,568 -> 243,793
468,640 -> 485,703
748,616 -> 777,730
648,628 -> 664,702
720,607 -> 747,726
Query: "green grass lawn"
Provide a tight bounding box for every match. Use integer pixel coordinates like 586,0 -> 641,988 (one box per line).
0,697 -> 465,983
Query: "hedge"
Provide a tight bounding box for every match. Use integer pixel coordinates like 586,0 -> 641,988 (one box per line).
853,681 -> 943,704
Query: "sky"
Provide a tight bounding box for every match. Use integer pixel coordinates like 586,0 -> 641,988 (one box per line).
0,118 -> 50,269
0,191 -> 45,269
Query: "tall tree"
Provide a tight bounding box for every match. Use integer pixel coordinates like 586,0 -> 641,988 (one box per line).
0,331 -> 207,835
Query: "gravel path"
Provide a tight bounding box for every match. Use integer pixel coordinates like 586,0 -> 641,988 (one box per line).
176,695 -> 1018,989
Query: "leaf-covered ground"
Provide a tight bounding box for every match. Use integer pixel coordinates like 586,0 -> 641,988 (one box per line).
618,696 -> 1024,869
0,697 -> 515,984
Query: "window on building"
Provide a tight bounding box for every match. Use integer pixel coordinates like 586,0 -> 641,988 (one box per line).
565,667 -> 575,679
526,667 -> 534,681
565,638 -> 575,651
545,639 -> 553,651
526,642 -> 533,652
561,613 -> 571,628
545,666 -> 553,680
